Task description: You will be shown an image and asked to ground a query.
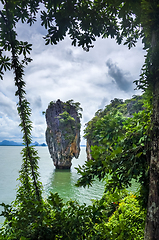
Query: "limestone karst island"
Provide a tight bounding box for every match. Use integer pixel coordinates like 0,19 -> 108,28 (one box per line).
45,99 -> 82,169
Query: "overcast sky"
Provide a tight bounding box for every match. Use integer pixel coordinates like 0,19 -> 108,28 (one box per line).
0,17 -> 146,144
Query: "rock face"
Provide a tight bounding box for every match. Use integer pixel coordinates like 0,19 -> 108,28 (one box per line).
86,139 -> 94,162
45,99 -> 81,169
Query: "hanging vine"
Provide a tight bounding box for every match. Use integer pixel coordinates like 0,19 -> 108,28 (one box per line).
0,0 -> 43,207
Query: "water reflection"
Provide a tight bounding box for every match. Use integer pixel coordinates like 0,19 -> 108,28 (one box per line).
45,169 -> 82,203
44,160 -> 105,205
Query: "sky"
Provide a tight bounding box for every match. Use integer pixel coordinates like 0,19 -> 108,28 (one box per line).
0,15 -> 146,145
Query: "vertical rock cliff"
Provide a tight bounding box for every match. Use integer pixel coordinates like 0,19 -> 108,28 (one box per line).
45,99 -> 82,169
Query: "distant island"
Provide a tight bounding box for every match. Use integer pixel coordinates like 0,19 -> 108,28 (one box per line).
0,140 -> 47,146
0,140 -> 85,147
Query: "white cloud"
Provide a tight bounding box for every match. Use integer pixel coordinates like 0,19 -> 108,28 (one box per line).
0,20 -> 146,144
0,92 -> 18,120
0,115 -> 22,142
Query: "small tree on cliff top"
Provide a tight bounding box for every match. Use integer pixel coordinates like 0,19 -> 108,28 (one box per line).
0,0 -> 159,239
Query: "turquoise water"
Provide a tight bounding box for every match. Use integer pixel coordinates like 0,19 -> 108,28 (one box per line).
0,146 -> 139,225
0,146 -> 105,224
37,146 -> 105,204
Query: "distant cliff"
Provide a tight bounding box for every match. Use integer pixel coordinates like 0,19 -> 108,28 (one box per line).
45,99 -> 82,169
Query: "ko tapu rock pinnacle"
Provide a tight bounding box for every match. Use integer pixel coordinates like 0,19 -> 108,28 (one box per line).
45,99 -> 82,169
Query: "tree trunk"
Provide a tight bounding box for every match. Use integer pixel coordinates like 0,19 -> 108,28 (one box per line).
144,32 -> 159,240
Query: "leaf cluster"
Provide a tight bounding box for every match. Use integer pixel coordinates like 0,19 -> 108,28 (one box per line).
0,1 -> 37,80
57,111 -> 75,124
40,0 -> 144,51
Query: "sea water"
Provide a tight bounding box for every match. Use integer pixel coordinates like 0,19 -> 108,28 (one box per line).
0,146 -> 139,225
0,146 -> 105,224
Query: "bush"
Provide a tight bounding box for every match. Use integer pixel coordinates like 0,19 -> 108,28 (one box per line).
100,194 -> 146,240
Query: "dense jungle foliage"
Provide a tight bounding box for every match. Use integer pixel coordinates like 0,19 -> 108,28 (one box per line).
0,191 -> 146,240
1,0 -> 159,239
